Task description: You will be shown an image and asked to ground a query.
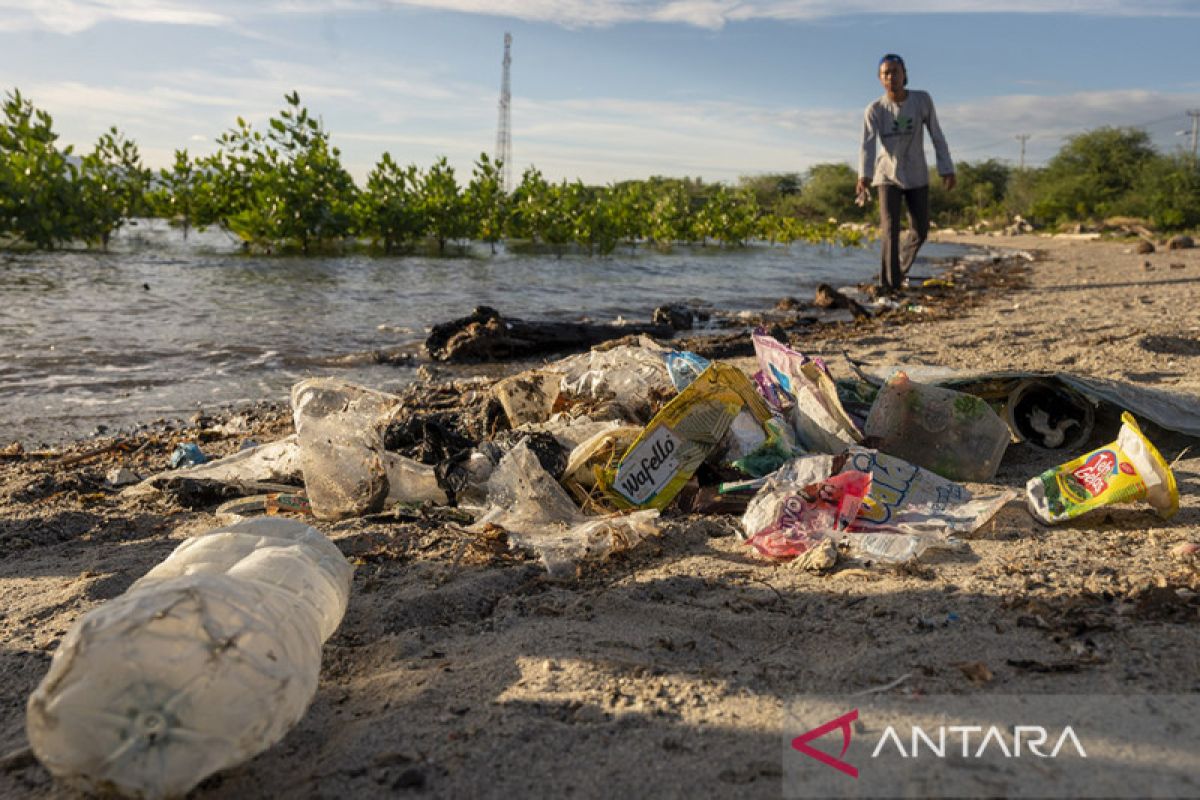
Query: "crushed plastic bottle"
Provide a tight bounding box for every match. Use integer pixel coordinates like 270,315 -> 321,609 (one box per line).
842,531 -> 934,564
291,378 -> 398,519
26,518 -> 353,800
842,531 -> 967,564
864,371 -> 1010,482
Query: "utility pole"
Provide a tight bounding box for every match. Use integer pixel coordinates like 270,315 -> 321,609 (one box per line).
1015,134 -> 1030,170
1189,110 -> 1200,160
494,33 -> 513,195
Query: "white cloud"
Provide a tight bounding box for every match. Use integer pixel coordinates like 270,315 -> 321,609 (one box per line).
376,1 -> 1200,30
0,1 -> 229,34
0,1 -> 1194,34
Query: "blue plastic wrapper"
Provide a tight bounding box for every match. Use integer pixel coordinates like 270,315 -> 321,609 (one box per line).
170,442 -> 208,469
663,351 -> 710,391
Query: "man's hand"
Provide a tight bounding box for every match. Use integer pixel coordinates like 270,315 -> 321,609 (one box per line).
942,173 -> 957,191
855,177 -> 870,196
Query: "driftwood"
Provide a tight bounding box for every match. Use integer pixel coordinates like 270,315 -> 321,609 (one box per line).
425,306 -> 673,363
813,283 -> 869,319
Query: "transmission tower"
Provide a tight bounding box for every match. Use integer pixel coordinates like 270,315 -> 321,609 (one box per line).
1015,133 -> 1030,170
494,33 -> 513,194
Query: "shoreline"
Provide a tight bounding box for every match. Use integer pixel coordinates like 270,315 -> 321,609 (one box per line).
1,236 -> 977,451
0,237 -> 1008,454
2,234 -> 1198,798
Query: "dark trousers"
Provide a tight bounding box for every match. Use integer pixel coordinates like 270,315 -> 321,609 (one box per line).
877,184 -> 930,292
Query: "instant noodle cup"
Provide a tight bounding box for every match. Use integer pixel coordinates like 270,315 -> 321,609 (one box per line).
1025,412 -> 1178,524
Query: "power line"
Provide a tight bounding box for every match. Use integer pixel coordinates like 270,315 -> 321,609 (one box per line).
956,111 -> 1199,164
1188,110 -> 1200,159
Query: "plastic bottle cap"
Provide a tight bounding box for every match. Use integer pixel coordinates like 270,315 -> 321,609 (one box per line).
136,711 -> 167,737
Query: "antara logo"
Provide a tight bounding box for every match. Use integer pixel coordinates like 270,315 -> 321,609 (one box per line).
791,709 -> 859,778
791,710 -> 1088,778
871,724 -> 1087,759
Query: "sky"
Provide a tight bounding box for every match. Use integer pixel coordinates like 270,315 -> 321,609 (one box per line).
1,1 -> 1198,186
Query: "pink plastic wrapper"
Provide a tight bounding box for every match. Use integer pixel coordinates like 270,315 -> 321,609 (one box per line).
744,470 -> 872,559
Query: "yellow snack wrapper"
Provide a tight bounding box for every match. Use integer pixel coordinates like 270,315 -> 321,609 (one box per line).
1026,412 -> 1178,524
598,363 -> 770,510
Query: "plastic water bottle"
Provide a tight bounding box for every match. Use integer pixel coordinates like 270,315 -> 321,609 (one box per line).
26,518 -> 353,799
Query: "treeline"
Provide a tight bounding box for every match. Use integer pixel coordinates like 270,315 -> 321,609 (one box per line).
928,127 -> 1200,231
0,90 -> 861,254
2,88 -> 1197,255
763,127 -> 1200,233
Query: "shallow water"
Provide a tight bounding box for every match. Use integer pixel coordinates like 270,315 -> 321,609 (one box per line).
0,220 -> 968,446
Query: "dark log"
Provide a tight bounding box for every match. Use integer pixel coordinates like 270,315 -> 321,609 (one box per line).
425,306 -> 673,363
813,283 -> 869,318
652,303 -> 710,330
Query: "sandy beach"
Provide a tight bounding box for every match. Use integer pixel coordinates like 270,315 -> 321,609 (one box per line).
1,233 -> 1198,798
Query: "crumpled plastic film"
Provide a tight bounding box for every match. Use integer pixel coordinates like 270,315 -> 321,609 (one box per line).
472,441 -> 660,577
552,345 -> 675,421
742,468 -> 871,559
26,518 -> 353,800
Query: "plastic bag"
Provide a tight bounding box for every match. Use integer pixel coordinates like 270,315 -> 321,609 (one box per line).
126,436 -> 303,499
553,344 -> 675,416
743,449 -> 1012,564
26,518 -> 352,800
742,470 -> 872,559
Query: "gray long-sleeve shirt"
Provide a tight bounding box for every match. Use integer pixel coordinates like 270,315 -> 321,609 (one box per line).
858,90 -> 954,189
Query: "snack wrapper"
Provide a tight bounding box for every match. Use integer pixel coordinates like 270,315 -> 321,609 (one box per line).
752,330 -> 862,453
843,447 -> 1015,536
598,363 -> 770,510
1025,412 -> 1178,524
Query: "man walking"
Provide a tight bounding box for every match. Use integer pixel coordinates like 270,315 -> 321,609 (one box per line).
856,53 -> 955,295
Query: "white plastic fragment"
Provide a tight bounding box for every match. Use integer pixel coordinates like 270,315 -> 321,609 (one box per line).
384,452 -> 449,505
122,436 -> 303,499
